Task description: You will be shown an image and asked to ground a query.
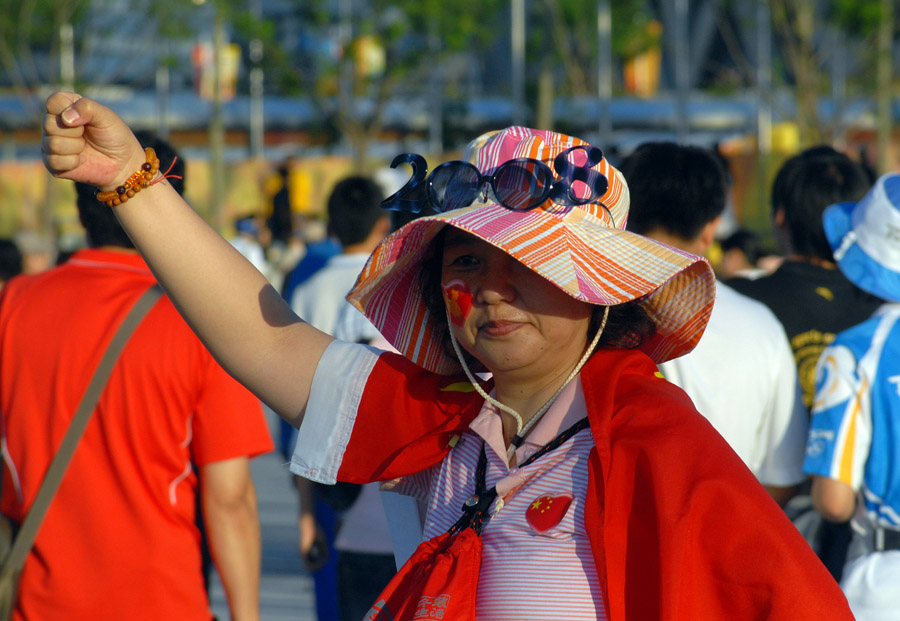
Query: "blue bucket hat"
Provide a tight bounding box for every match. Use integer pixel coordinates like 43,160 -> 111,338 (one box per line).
824,173 -> 900,303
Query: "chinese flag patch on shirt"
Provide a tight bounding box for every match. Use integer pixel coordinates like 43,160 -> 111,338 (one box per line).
525,494 -> 572,534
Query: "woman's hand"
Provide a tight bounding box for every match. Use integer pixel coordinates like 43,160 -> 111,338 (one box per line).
41,92 -> 145,191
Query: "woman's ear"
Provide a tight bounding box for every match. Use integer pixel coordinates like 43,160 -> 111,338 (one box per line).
697,215 -> 723,255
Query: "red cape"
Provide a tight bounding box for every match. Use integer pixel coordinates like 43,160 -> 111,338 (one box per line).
337,347 -> 852,620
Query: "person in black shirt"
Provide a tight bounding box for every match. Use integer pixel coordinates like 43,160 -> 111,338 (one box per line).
728,145 -> 883,581
730,146 -> 882,408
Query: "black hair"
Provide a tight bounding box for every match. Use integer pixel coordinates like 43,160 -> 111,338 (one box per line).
618,142 -> 727,240
721,229 -> 763,265
0,239 -> 22,282
770,145 -> 870,260
417,229 -> 656,369
75,130 -> 185,249
326,176 -> 386,247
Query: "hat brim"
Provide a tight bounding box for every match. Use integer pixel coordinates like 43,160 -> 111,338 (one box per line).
825,201 -> 898,302
348,203 -> 716,374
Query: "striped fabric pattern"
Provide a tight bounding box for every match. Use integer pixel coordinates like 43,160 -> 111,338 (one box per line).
347,127 -> 716,374
401,428 -> 606,620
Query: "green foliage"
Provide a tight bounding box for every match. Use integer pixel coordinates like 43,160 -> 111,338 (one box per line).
231,6 -> 304,94
0,0 -> 89,89
830,0 -> 882,36
236,0 -> 510,100
611,0 -> 661,58
402,1 -> 506,51
518,0 -> 661,97
150,0 -> 198,42
0,0 -> 89,51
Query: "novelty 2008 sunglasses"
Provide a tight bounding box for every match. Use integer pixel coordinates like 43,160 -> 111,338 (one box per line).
382,145 -> 609,214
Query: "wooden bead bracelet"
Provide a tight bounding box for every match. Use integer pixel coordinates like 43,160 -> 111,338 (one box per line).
96,147 -> 160,207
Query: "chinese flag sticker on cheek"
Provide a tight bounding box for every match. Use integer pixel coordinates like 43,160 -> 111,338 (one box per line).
442,279 -> 473,328
525,494 -> 573,534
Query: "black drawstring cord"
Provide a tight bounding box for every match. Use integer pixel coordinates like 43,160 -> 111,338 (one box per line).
447,417 -> 590,536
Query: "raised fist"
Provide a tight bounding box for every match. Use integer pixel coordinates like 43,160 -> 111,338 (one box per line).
42,92 -> 145,191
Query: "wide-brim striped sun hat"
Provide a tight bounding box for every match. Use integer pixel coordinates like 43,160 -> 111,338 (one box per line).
347,127 -> 716,375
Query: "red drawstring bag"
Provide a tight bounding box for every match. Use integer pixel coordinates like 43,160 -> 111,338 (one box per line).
363,528 -> 482,621
364,450 -> 498,621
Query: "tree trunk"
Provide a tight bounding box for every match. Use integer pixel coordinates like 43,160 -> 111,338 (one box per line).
771,0 -> 825,145
209,2 -> 226,232
876,0 -> 894,174
535,59 -> 555,130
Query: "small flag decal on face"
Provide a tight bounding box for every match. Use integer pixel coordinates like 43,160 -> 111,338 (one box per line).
442,279 -> 473,327
525,494 -> 572,534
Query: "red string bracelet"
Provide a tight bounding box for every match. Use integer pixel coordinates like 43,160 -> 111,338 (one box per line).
151,157 -> 182,187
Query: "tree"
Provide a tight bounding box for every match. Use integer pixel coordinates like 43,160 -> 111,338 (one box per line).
528,0 -> 697,131
768,0 -> 886,146
235,0 -> 507,172
0,0 -> 88,117
874,0 -> 894,173
0,0 -> 205,238
0,0 -> 202,123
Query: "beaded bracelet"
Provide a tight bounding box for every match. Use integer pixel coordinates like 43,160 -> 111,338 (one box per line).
96,147 -> 160,207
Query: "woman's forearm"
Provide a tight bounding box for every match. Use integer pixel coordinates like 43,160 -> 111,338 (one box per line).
43,92 -> 332,423
117,178 -> 331,421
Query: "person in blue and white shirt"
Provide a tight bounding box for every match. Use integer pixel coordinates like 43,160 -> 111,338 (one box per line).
803,172 -> 900,620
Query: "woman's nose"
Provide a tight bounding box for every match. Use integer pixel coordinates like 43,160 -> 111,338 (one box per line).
475,259 -> 516,304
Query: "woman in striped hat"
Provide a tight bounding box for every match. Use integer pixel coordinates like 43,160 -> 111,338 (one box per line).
43,93 -> 851,620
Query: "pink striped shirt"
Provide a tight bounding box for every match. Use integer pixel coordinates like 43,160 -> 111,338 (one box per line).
293,342 -> 607,620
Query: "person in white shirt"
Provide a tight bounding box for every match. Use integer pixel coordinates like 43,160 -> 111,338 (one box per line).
290,176 -> 394,621
620,141 -> 807,506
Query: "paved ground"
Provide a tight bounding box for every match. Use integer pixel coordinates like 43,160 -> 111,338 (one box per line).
209,443 -> 317,620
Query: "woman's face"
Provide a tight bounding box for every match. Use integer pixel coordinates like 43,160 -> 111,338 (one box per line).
440,228 -> 593,381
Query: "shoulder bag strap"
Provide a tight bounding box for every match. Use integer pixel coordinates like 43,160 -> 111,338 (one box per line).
1,284 -> 163,574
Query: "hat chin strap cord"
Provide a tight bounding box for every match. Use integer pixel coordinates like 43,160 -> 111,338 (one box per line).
446,305 -> 609,462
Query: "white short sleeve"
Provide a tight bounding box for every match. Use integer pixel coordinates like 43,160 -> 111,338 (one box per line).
289,340 -> 381,483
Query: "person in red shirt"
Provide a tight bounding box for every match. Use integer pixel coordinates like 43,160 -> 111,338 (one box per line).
0,132 -> 273,621
39,93 -> 852,620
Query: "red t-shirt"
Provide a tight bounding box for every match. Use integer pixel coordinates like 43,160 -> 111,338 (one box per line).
0,249 -> 273,621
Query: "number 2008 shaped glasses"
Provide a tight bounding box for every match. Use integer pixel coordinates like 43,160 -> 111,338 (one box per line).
381,145 -> 609,214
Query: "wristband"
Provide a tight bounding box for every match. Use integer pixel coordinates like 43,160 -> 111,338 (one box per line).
96,147 -> 160,207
